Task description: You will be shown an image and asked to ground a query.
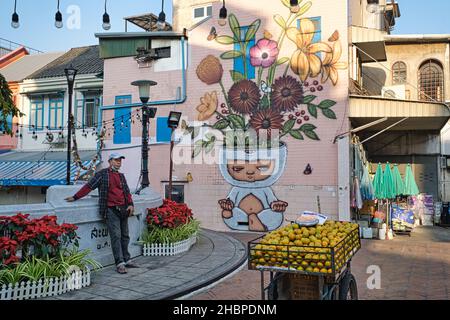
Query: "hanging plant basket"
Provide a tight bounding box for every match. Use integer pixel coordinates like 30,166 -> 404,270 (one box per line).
0,268 -> 91,301
142,233 -> 198,256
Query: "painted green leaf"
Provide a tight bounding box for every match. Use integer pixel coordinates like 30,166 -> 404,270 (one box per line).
227,114 -> 246,129
221,50 -> 243,59
299,123 -> 317,132
303,95 -> 317,104
308,104 -> 318,119
322,108 -> 337,119
230,70 -> 245,82
300,124 -> 320,141
192,145 -> 202,158
245,19 -> 261,42
274,14 -> 286,29
215,35 -> 236,45
276,57 -> 290,65
261,95 -> 270,109
289,129 -> 304,140
319,99 -> 337,109
228,14 -> 241,40
213,119 -> 230,130
282,119 -> 295,134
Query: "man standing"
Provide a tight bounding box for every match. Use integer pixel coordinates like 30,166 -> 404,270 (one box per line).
65,153 -> 138,274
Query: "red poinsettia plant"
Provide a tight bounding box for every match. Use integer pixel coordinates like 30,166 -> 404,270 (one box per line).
0,214 -> 79,266
147,199 -> 194,229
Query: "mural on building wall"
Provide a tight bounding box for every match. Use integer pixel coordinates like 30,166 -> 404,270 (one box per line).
191,0 -> 347,231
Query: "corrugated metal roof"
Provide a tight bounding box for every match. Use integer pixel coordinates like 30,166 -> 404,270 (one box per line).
0,150 -> 99,186
0,52 -> 64,82
25,45 -> 103,80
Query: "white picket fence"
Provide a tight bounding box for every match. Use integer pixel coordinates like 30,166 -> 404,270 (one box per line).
0,269 -> 91,300
143,233 -> 197,256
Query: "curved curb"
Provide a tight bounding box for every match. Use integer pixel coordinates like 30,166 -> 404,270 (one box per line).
161,231 -> 249,300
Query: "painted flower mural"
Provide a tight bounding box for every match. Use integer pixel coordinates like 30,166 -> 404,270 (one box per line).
188,0 -> 347,231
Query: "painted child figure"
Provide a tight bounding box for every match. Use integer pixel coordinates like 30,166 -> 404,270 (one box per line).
218,143 -> 288,232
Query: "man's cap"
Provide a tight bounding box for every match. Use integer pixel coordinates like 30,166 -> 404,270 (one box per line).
108,152 -> 125,161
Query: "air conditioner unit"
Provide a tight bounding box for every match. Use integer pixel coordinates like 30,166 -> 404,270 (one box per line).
382,85 -> 406,99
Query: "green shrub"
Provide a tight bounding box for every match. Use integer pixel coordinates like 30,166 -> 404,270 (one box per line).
139,219 -> 200,245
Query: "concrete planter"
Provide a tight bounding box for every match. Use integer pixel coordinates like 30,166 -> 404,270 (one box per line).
142,233 -> 197,256
0,269 -> 90,301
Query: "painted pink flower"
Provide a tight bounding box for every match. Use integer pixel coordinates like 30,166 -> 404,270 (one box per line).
250,39 -> 279,68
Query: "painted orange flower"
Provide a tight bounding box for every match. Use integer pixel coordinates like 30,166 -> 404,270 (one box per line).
196,55 -> 224,85
196,91 -> 218,121
286,19 -> 332,82
321,31 -> 348,86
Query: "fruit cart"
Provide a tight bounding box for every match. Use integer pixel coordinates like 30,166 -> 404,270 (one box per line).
248,221 -> 361,300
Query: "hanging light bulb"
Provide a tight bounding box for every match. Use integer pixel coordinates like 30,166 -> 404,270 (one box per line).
102,0 -> 111,30
11,0 -> 19,28
157,0 -> 166,31
290,0 -> 300,13
218,0 -> 227,26
55,0 -> 63,29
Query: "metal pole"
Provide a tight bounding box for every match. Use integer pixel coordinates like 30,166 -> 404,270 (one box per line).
168,127 -> 174,200
66,85 -> 73,185
141,103 -> 150,188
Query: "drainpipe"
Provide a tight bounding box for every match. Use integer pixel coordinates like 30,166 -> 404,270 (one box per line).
96,35 -> 188,159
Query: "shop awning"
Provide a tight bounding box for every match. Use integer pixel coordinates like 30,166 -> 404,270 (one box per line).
350,26 -> 387,63
349,95 -> 450,131
0,151 -> 97,187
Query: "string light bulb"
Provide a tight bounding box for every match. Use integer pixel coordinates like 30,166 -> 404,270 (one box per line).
290,0 -> 300,13
55,0 -> 63,28
218,0 -> 227,26
11,0 -> 19,28
102,0 -> 111,30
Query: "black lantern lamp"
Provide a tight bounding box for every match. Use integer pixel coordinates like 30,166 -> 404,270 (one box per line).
102,0 -> 111,30
167,111 -> 182,200
64,64 -> 78,185
157,0 -> 166,31
55,0 -> 63,28
131,80 -> 157,191
11,0 -> 19,29
168,111 -> 182,129
218,0 -> 227,26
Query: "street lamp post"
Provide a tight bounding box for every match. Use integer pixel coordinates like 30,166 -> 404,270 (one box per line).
167,111 -> 182,200
131,80 -> 157,192
64,65 -> 78,185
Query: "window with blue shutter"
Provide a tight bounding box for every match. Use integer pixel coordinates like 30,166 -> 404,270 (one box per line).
29,97 -> 44,131
113,95 -> 132,144
48,95 -> 64,130
234,26 -> 256,80
156,117 -> 172,143
298,17 -> 321,44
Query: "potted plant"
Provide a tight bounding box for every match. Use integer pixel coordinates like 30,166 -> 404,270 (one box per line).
0,214 -> 101,300
140,199 -> 200,256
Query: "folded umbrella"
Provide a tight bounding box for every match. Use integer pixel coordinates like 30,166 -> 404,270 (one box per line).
372,163 -> 384,200
392,164 -> 405,197
361,165 -> 374,200
404,164 -> 419,196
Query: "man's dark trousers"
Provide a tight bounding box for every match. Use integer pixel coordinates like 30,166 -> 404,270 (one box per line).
105,207 -> 130,266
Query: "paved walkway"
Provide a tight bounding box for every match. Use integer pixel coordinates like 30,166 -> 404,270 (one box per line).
45,229 -> 247,300
188,226 -> 450,300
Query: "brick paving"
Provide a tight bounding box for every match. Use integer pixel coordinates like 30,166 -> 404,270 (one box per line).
186,226 -> 450,300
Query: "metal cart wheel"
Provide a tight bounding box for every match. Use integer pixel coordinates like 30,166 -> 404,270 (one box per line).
338,273 -> 358,300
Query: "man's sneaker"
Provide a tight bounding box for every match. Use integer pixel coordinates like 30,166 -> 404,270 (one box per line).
125,260 -> 139,268
117,264 -> 127,274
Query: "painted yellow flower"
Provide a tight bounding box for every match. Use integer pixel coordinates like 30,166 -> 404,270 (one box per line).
196,91 -> 218,121
286,19 -> 332,82
321,31 -> 348,86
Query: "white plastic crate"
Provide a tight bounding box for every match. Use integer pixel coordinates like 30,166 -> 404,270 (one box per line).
142,233 -> 197,256
0,269 -> 91,301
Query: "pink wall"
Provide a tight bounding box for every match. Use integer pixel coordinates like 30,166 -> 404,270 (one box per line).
102,0 -> 350,231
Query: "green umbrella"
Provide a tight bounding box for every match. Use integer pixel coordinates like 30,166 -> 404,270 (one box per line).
372,163 -> 384,200
404,164 -> 419,196
382,163 -> 396,199
392,164 -> 405,196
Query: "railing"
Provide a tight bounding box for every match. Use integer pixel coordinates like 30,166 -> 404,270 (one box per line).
0,38 -> 43,56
